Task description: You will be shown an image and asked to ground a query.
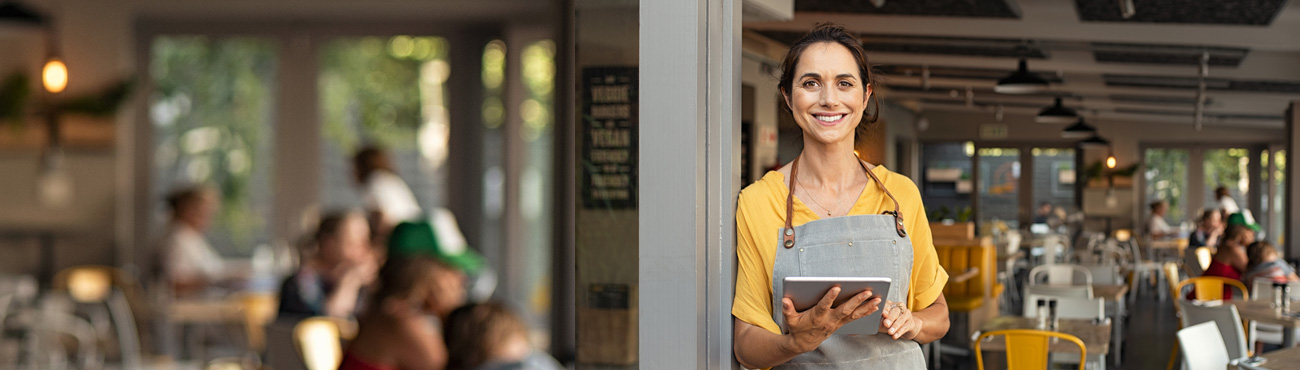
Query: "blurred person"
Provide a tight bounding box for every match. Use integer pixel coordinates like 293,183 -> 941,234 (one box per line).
341,256 -> 454,370
277,211 -> 379,321
1198,225 -> 1254,301
1242,241 -> 1300,284
1188,208 -> 1223,249
157,185 -> 226,296
1215,186 -> 1241,216
354,146 -> 422,234
1032,202 -> 1052,225
1146,200 -> 1175,239
443,302 -> 563,370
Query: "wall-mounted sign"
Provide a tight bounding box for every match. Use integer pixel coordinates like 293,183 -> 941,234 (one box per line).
582,67 -> 638,209
980,124 -> 1009,139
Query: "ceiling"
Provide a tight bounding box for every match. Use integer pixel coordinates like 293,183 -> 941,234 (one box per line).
744,0 -> 1300,128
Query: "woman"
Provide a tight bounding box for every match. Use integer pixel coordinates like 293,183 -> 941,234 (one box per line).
443,302 -> 563,370
354,146 -> 423,232
276,211 -> 379,321
157,185 -> 226,296
732,24 -> 949,369
341,256 -> 458,370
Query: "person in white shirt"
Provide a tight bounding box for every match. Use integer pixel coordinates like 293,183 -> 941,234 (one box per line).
1147,200 -> 1176,239
353,146 -> 423,232
158,185 -> 226,296
1215,186 -> 1241,216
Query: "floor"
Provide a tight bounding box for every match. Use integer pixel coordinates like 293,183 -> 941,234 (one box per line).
943,285 -> 1181,370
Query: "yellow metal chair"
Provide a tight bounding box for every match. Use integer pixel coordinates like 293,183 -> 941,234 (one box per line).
974,329 -> 1086,370
1175,276 -> 1250,302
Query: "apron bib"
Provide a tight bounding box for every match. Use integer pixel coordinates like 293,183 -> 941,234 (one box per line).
770,158 -> 926,369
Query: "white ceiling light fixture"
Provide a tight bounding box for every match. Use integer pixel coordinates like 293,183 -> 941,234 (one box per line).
1036,96 -> 1079,123
994,58 -> 1049,94
1119,0 -> 1136,19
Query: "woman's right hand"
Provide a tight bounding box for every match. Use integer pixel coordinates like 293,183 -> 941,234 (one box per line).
780,286 -> 881,353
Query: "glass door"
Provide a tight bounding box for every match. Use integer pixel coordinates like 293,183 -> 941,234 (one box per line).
978,147 -> 1020,230
1030,147 -> 1075,229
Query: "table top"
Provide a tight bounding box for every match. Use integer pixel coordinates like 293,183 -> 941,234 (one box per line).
1149,238 -> 1188,249
974,316 -> 1111,356
1092,284 -> 1129,302
1228,346 -> 1300,369
1231,301 -> 1300,328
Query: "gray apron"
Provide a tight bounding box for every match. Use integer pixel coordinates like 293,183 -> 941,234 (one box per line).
771,158 -> 926,369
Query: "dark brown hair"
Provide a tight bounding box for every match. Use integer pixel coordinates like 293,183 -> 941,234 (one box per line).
443,301 -> 529,370
353,145 -> 395,183
1224,224 -> 1254,247
369,256 -> 442,307
165,185 -> 215,213
777,23 -> 879,136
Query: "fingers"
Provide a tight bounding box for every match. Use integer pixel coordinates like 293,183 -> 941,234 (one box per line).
814,286 -> 841,315
781,297 -> 798,318
834,289 -> 875,316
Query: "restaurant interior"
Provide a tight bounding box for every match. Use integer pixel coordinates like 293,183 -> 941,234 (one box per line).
2,0 -> 1300,369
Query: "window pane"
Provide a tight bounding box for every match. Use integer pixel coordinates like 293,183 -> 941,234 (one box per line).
517,39 -> 556,332
1274,150 -> 1287,243
1203,148 -> 1250,219
150,36 -> 276,256
919,142 -> 973,223
1144,148 -> 1189,224
318,36 -> 451,212
1030,148 -> 1075,225
978,147 -> 1020,229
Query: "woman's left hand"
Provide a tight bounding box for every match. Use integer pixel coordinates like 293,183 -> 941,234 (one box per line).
879,301 -> 923,340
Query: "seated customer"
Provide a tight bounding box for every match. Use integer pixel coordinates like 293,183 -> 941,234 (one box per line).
1188,208 -> 1223,249
1243,241 -> 1300,284
278,211 -> 379,320
1146,200 -> 1176,239
341,257 -> 455,370
1198,225 -> 1254,301
157,185 -> 226,296
443,302 -> 563,370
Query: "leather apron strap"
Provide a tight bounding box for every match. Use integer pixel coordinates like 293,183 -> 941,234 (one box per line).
783,156 -> 907,249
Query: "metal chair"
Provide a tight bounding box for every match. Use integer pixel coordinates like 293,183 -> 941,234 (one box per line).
52,265 -> 141,369
1175,276 -> 1250,302
974,329 -> 1086,370
1176,322 -> 1230,370
1179,302 -> 1249,361
1028,264 -> 1093,286
293,316 -> 357,370
1025,284 -> 1093,300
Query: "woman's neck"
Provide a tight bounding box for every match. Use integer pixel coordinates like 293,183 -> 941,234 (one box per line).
798,139 -> 864,190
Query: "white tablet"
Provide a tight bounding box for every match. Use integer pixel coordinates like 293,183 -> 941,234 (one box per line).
782,276 -> 891,335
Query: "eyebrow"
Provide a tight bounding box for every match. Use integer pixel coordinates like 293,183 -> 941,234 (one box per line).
798,72 -> 858,81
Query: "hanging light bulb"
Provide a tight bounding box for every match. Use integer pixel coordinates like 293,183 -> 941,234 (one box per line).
42,57 -> 67,93
1106,154 -> 1117,169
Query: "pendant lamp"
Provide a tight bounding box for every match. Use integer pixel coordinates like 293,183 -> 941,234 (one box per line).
1079,135 -> 1110,148
994,58 -> 1048,94
1036,97 -> 1078,123
0,0 -> 45,27
1061,118 -> 1096,138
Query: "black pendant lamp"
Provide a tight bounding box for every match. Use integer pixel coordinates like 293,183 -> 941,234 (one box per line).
1036,97 -> 1078,123
0,1 -> 46,27
1079,135 -> 1110,148
1061,118 -> 1096,138
994,58 -> 1049,94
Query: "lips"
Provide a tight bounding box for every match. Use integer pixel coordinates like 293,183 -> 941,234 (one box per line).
813,113 -> 846,125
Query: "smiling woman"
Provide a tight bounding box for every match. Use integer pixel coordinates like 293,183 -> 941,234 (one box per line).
732,24 -> 949,370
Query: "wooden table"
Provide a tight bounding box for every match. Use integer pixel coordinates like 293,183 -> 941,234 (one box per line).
1091,284 -> 1128,365
1228,345 -> 1300,369
1092,284 -> 1129,302
973,316 -> 1111,356
1149,238 -> 1188,260
1231,301 -> 1300,348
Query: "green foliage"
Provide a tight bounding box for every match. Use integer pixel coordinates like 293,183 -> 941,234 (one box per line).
151,36 -> 275,251
0,72 -> 31,127
319,36 -> 445,153
1144,149 -> 1189,222
57,79 -> 134,117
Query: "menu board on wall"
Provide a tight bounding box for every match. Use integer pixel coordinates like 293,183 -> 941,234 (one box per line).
581,67 -> 638,209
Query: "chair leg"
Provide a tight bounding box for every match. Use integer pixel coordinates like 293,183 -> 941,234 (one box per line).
1166,341 -> 1178,370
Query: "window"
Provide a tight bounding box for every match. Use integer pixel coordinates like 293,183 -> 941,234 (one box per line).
1143,148 -> 1190,224
149,36 -> 276,256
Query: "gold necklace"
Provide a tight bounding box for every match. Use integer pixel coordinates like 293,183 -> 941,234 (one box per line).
798,178 -> 845,216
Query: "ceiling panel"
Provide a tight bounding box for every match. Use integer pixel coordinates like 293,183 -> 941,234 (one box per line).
1074,0 -> 1287,25
1103,74 -> 1300,94
795,0 -> 1021,19
1113,107 -> 1284,121
877,64 -> 1065,83
1091,42 -> 1249,67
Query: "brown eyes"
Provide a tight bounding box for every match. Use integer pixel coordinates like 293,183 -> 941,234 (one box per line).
800,80 -> 855,88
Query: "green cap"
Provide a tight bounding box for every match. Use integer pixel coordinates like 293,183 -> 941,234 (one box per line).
1225,212 -> 1261,233
387,212 -> 484,273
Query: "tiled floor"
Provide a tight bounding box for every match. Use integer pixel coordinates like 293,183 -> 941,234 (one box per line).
944,288 -> 1181,370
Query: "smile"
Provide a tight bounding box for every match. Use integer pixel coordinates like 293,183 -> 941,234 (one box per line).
815,114 -> 845,124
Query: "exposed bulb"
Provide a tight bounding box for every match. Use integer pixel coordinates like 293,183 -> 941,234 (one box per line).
1106,155 -> 1117,169
42,58 -> 68,93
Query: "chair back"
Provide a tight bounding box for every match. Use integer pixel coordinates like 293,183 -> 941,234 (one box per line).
51,265 -> 142,369
1021,295 -> 1105,322
1083,265 -> 1123,285
1176,322 -> 1230,370
235,292 -> 279,352
1250,278 -> 1300,301
293,316 -> 347,370
1025,285 -> 1093,300
1028,264 -> 1093,286
975,329 -> 1085,370
1182,247 -> 1212,277
1176,277 -> 1249,302
1179,303 -> 1248,360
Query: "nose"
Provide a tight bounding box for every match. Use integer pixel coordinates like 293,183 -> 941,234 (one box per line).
818,85 -> 839,108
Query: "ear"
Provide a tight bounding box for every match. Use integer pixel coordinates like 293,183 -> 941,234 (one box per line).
781,87 -> 792,110
863,83 -> 874,105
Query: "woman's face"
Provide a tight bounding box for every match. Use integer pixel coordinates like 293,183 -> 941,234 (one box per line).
784,42 -> 872,147
320,215 -> 372,266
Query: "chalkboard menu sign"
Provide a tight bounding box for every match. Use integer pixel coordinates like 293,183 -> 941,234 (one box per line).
582,67 -> 638,209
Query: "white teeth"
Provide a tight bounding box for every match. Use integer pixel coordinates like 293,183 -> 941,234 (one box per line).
816,115 -> 843,122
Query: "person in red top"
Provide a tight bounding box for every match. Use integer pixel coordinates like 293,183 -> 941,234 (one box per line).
1199,225 -> 1253,300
